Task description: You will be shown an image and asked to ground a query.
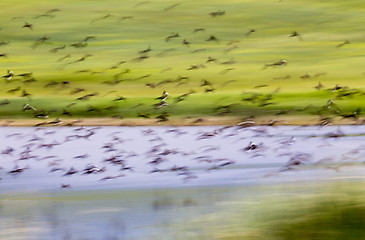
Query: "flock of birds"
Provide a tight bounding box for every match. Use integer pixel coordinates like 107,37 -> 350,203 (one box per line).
0,1 -> 361,124
1,124 -> 365,190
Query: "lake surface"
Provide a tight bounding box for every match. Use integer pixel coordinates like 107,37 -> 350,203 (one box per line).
1,125 -> 365,239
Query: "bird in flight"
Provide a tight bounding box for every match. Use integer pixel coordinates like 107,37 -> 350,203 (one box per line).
23,22 -> 33,30
263,59 -> 287,69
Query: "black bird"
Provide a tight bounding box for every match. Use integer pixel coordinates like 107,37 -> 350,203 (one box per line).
164,3 -> 181,11
70,42 -> 87,48
245,28 -> 256,37
206,35 -> 219,42
263,59 -> 287,69
289,31 -> 302,40
138,45 -> 152,54
7,86 -> 21,94
50,45 -> 65,53
8,165 -> 29,176
336,40 -> 350,48
165,33 -> 179,42
63,167 -> 78,176
209,10 -> 225,17
84,35 -> 96,42
193,28 -> 205,33
182,39 -> 190,46
32,36 -> 49,49
23,22 -> 33,30
206,56 -> 217,63
20,90 -> 32,98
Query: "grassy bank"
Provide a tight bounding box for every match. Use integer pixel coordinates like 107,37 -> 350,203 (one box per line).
179,181 -> 365,240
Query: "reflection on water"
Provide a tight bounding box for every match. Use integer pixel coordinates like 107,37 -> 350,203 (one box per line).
0,187 -> 245,240
1,125 -> 365,239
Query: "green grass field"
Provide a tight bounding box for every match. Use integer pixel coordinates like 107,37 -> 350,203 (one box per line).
0,0 -> 364,123
180,181 -> 365,240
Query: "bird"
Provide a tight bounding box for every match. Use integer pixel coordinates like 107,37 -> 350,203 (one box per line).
50,45 -> 65,53
206,35 -> 219,42
209,10 -> 225,17
165,33 -> 179,42
245,28 -> 256,37
2,70 -> 14,80
22,22 -> 33,30
336,40 -> 350,48
289,31 -> 302,40
164,3 -> 181,11
263,59 -> 287,69
182,39 -> 190,46
193,28 -> 205,33
32,36 -> 49,49
155,91 -> 169,101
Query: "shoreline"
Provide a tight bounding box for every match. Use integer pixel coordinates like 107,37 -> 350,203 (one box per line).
0,116 -> 362,127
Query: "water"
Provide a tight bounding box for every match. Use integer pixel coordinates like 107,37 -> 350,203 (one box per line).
1,125 -> 365,239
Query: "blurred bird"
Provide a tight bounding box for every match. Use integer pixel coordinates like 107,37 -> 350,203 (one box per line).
263,59 -> 287,69
164,3 -> 181,11
165,33 -> 179,42
336,40 -> 350,48
22,22 -> 33,30
289,31 -> 302,40
182,39 -> 190,46
206,35 -> 219,42
155,91 -> 169,101
50,45 -> 65,53
209,10 -> 225,17
193,28 -> 205,33
2,70 -> 13,80
245,28 -> 256,37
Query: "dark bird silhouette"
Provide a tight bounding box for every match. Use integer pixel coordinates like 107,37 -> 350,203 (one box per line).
314,82 -> 324,90
84,35 -> 96,42
246,28 -> 256,37
164,3 -> 181,11
206,35 -> 219,42
63,167 -> 79,176
289,31 -> 302,40
7,86 -> 21,94
336,40 -> 350,48
165,33 -> 179,42
138,45 -> 152,54
263,59 -> 287,69
22,22 -> 33,30
8,165 -> 30,176
70,42 -> 87,48
2,70 -> 14,80
32,35 -> 49,49
206,56 -> 217,63
193,28 -> 205,33
91,13 -> 116,23
200,79 -> 213,87
20,90 -> 32,98
182,39 -> 190,46
209,10 -> 225,17
50,45 -> 65,53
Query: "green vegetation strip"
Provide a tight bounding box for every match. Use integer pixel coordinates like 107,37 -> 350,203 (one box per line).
0,0 -> 364,123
